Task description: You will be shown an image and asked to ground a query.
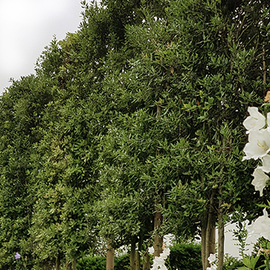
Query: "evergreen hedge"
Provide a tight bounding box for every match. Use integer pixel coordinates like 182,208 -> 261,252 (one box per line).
77,243 -> 201,270
167,243 -> 202,270
77,253 -> 129,270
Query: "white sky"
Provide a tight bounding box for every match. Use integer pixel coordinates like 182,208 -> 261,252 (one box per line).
0,0 -> 84,94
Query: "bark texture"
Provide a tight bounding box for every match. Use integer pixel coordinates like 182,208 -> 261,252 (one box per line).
153,207 -> 163,257
106,240 -> 114,270
218,213 -> 224,270
130,238 -> 136,270
201,193 -> 216,270
142,252 -> 150,270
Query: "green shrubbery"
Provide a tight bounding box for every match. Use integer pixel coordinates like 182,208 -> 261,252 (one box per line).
77,253 -> 129,270
167,243 -> 202,270
77,256 -> 106,270
0,0 -> 268,268
222,254 -> 244,270
77,243 -> 202,270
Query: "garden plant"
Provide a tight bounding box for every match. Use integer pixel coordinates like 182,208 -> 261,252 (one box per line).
0,0 -> 270,269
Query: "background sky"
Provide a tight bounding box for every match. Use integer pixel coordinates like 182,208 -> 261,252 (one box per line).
0,0 -> 85,95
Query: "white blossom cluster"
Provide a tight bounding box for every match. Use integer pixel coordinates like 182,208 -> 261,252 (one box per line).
243,107 -> 270,241
148,234 -> 175,270
206,253 -> 217,270
243,107 -> 270,196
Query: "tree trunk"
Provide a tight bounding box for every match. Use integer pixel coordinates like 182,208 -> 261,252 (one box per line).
153,104 -> 163,259
43,261 -> 50,270
201,192 -> 216,270
130,237 -> 136,270
72,258 -> 77,270
201,217 -> 207,270
142,252 -> 150,270
135,249 -> 140,270
136,235 -> 144,270
65,261 -> 71,270
106,239 -> 114,270
55,255 -> 60,270
201,216 -> 216,270
218,194 -> 224,270
153,205 -> 163,258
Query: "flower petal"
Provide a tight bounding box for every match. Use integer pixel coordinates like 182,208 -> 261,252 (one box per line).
251,167 -> 269,196
243,129 -> 270,160
243,107 -> 265,133
248,208 -> 270,241
259,155 -> 270,173
208,253 -> 216,264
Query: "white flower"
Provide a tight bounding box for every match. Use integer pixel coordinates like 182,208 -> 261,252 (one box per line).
242,129 -> 270,160
259,154 -> 270,173
151,256 -> 167,270
150,247 -> 170,270
248,208 -> 270,241
267,112 -> 270,128
148,246 -> 155,255
259,155 -> 270,173
243,107 -> 265,133
208,253 -> 216,264
163,234 -> 174,247
160,248 -> 170,259
251,167 -> 269,196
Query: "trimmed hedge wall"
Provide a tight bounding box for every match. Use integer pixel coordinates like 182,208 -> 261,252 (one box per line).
77,242 -> 202,270
167,243 -> 202,270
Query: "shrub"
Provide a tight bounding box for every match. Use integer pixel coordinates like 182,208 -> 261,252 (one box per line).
167,242 -> 202,270
77,242 -> 202,270
77,256 -> 106,270
222,254 -> 244,270
115,254 -> 129,270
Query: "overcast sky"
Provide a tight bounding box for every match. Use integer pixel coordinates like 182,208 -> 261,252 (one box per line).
0,0 -> 85,95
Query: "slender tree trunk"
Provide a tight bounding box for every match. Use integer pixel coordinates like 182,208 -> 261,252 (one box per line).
201,192 -> 216,270
201,216 -> 216,270
135,236 -> 143,270
135,249 -> 140,270
43,261 -> 50,270
152,103 -> 164,260
65,261 -> 71,270
153,205 -> 163,257
143,252 -> 150,270
218,212 -> 224,270
201,214 -> 207,270
218,189 -> 224,270
106,239 -> 114,270
206,211 -> 216,257
55,255 -> 60,270
153,104 -> 164,259
130,237 -> 136,270
72,258 -> 77,270
66,260 -> 71,270
143,252 -> 151,270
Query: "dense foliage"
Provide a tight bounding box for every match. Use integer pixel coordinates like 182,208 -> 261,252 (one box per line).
77,253 -> 130,270
0,0 -> 270,269
77,243 -> 202,270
